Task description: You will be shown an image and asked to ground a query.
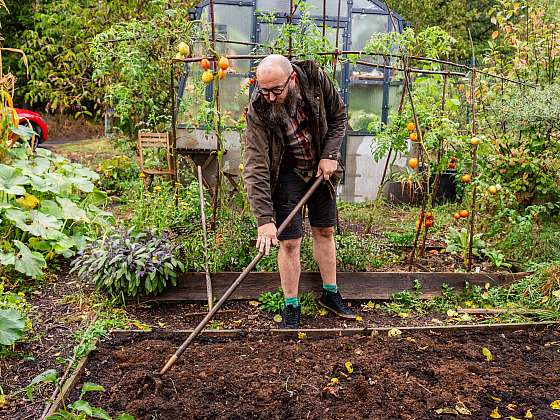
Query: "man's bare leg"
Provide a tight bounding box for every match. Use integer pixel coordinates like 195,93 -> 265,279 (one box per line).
311,226 -> 336,285
278,238 -> 302,298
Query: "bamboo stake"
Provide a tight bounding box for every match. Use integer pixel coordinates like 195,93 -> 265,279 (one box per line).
198,165 -> 213,310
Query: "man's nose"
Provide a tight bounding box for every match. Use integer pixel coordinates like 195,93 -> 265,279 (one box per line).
269,92 -> 277,102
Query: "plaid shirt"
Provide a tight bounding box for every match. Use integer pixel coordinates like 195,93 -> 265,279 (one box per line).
283,95 -> 315,181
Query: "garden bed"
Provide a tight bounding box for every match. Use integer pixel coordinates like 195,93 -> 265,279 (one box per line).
66,325 -> 560,419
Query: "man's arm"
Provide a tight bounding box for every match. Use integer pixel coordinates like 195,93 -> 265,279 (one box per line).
243,104 -> 275,227
318,67 -> 347,161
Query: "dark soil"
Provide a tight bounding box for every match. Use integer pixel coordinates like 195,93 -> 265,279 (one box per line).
0,278 -> 90,419
72,327 -> 560,419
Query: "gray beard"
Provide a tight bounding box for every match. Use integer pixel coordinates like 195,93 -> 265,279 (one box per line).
267,85 -> 300,126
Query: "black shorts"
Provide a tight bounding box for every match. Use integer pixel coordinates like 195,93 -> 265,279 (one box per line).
273,169 -> 337,240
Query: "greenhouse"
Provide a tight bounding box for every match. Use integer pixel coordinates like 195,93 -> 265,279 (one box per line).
175,0 -> 407,201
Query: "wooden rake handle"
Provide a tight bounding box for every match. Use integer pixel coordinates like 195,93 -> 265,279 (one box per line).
160,175 -> 325,375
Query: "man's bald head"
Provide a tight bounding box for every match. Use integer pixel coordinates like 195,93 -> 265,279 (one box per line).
256,54 -> 293,80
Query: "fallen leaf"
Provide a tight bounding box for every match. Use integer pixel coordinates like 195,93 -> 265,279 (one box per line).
0,395 -> 9,409
319,308 -> 328,316
524,409 -> 533,418
551,400 -> 560,410
355,348 -> 363,355
355,315 -> 363,321
157,322 -> 166,328
490,396 -> 502,402
509,417 -> 521,420
370,329 -> 379,337
460,313 -> 472,322
344,361 -> 353,374
506,403 -> 517,411
418,345 -> 429,350
435,407 -> 459,415
482,347 -> 494,361
490,407 -> 502,418
322,384 -> 339,397
366,301 -> 376,309
330,377 -> 339,385
455,401 -> 471,415
485,282 -> 491,290
552,290 -> 560,299
405,336 -> 416,343
131,321 -> 151,331
446,309 -> 459,317
273,314 -> 282,323
232,319 -> 242,326
248,300 -> 261,307
297,332 -> 307,340
491,30 -> 499,39
388,328 -> 402,337
398,312 -> 409,318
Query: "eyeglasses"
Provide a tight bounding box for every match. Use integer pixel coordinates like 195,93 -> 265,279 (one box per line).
255,71 -> 294,97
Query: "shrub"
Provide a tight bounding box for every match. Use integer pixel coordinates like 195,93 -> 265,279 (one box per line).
70,228 -> 184,299
0,144 -> 113,278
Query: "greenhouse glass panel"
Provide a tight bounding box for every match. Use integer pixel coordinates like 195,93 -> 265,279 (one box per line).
351,13 -> 387,50
256,0 -> 291,13
351,0 -> 384,11
177,64 -> 208,127
305,0 -> 348,18
199,5 -> 253,73
218,74 -> 251,121
258,23 -> 282,46
348,83 -> 384,131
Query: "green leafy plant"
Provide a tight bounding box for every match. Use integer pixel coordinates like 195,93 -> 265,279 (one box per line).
0,144 -> 113,277
0,308 -> 26,346
483,249 -> 512,269
445,227 -> 486,265
96,155 -> 139,195
27,371 -> 134,419
0,284 -> 31,349
70,228 -> 184,299
258,288 -> 284,314
258,288 -> 321,316
384,231 -> 414,247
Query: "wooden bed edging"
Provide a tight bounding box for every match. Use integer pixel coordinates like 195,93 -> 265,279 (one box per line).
142,271 -> 530,302
43,339 -> 98,418
109,320 -> 558,338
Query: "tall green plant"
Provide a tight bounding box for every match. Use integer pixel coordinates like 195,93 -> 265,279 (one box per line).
91,7 -> 197,140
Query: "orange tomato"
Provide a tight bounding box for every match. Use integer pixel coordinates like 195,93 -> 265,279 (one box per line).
461,174 -> 471,183
218,56 -> 229,70
409,132 -> 418,142
200,58 -> 211,70
406,122 -> 415,132
453,212 -> 461,220
408,158 -> 419,170
459,209 -> 469,218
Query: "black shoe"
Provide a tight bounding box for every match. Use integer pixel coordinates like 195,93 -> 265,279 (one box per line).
319,290 -> 357,319
281,304 -> 301,329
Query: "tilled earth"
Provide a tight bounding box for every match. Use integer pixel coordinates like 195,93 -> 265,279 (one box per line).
71,327 -> 560,420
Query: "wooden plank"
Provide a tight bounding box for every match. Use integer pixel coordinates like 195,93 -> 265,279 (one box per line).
109,321 -> 559,338
142,271 -> 529,302
45,339 -> 98,418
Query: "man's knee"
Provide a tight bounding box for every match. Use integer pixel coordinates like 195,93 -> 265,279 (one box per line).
311,226 -> 334,240
280,238 -> 302,253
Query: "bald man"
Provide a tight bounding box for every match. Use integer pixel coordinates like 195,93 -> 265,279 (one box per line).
243,55 -> 356,329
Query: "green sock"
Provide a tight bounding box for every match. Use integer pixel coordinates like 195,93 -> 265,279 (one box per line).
284,296 -> 299,308
323,284 -> 338,293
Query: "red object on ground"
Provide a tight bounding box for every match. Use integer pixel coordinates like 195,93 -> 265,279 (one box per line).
15,108 -> 49,143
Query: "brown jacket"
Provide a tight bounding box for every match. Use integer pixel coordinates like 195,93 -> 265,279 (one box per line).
243,60 -> 347,227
